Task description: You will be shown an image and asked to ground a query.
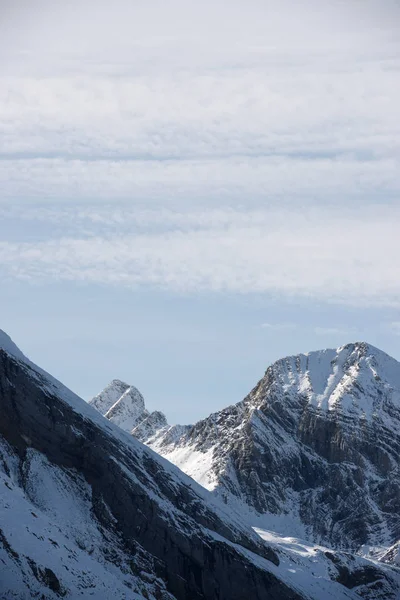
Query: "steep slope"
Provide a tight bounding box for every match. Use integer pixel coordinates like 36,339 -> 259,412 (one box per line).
147,342 -> 400,557
89,379 -> 168,437
2,329 -> 351,600
2,332 -> 399,599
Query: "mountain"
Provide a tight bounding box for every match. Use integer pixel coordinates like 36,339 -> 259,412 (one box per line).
89,379 -> 168,437
2,331 -> 399,600
0,329 -> 294,599
143,342 -> 400,560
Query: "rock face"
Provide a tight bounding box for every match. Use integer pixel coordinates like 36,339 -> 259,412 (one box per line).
149,343 -> 400,555
0,332 -> 307,600
89,379 -> 168,438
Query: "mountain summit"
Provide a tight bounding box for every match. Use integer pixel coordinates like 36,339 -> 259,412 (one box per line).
89,379 -> 168,435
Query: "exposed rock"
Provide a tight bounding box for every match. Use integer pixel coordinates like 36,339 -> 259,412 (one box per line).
132,410 -> 168,442
89,378 -> 132,415
379,541 -> 400,566
150,342 -> 400,554
1,333 -> 399,599
89,379 -> 169,439
0,341 -> 304,600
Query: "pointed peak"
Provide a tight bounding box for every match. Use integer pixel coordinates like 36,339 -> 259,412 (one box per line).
109,378 -> 130,389
259,340 -> 400,419
89,378 -> 147,433
105,384 -> 146,417
268,341 -> 398,375
89,378 -> 136,415
337,341 -> 397,362
89,379 -> 169,438
336,341 -> 373,355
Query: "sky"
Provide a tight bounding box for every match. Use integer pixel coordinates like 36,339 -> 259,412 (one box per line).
0,0 -> 399,423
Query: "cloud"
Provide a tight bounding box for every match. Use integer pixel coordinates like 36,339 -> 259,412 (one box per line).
1,205 -> 400,306
0,0 -> 399,309
0,155 -> 398,205
0,1 -> 398,205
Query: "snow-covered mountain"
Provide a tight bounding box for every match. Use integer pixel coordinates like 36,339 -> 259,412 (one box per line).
2,330 -> 400,599
0,329 -> 295,599
143,342 -> 400,560
89,379 -> 168,437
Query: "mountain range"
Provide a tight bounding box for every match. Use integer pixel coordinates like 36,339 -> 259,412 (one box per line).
1,330 -> 400,599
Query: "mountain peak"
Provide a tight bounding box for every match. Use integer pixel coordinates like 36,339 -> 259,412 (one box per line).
264,341 -> 400,419
337,340 -> 395,360
0,329 -> 27,362
89,379 -> 168,436
89,379 -> 134,414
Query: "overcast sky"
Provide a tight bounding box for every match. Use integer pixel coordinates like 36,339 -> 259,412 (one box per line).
0,0 -> 399,422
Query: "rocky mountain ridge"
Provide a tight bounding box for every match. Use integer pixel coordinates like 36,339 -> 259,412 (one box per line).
130,342 -> 400,560
0,329 -> 299,599
2,330 -> 400,599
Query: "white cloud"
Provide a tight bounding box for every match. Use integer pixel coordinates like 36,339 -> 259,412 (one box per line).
0,0 -> 399,309
0,1 -> 398,204
0,155 -> 398,203
1,205 -> 400,306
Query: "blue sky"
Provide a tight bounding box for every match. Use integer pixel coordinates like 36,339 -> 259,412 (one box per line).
0,0 -> 399,422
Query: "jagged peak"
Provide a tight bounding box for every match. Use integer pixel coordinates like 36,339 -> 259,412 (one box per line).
109,378 -> 131,388
268,341 -> 396,371
264,341 -> 400,381
131,410 -> 169,442
104,385 -> 146,419
257,340 -> 400,419
89,379 -> 142,415
89,379 -> 169,437
337,341 -> 400,362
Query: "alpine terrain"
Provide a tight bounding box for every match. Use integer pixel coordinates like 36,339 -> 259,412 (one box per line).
1,330 -> 400,599
129,343 -> 400,564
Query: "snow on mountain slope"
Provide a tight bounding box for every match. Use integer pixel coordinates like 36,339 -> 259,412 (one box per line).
2,331 -> 400,599
89,378 -> 133,414
253,528 -> 399,600
0,329 -> 322,600
146,342 -> 400,557
272,342 -> 400,425
131,410 -> 168,441
380,541 -> 400,566
0,438 -> 169,600
89,379 -> 169,437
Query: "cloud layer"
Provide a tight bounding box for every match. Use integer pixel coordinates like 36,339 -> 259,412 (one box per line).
0,0 -> 399,307
1,205 -> 399,306
0,0 -> 399,204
